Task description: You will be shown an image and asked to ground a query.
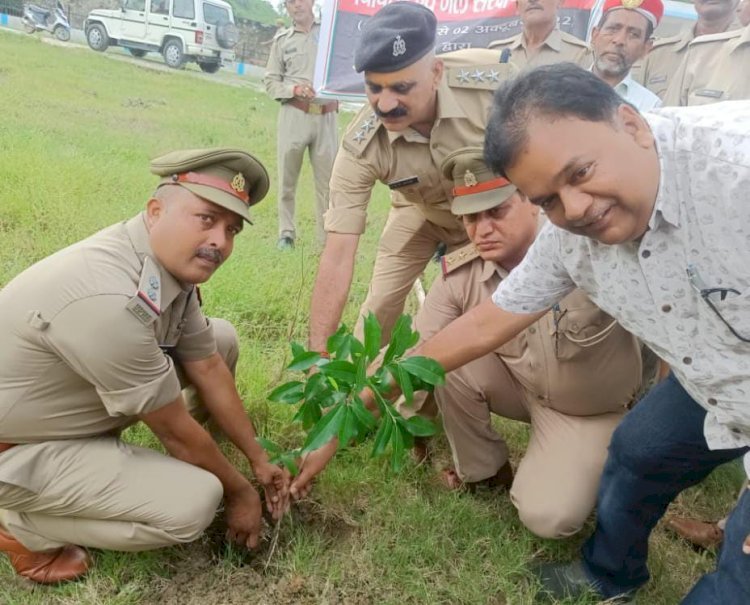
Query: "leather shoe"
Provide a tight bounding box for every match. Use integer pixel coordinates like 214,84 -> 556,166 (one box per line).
665,515 -> 724,550
0,526 -> 90,584
439,461 -> 514,493
533,559 -> 635,603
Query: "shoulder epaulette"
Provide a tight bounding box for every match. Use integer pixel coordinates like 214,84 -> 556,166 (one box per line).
488,34 -> 517,49
688,28 -> 743,47
559,30 -> 590,48
441,244 -> 480,277
651,32 -> 684,49
125,256 -> 161,325
445,61 -> 517,91
342,109 -> 382,156
272,26 -> 293,40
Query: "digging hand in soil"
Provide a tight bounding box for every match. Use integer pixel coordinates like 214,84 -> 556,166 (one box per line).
290,438 -> 339,500
253,460 -> 290,520
225,483 -> 264,549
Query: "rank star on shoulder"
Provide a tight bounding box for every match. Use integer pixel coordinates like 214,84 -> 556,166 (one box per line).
457,69 -> 471,84
471,69 -> 485,82
353,130 -> 366,143
487,69 -> 500,82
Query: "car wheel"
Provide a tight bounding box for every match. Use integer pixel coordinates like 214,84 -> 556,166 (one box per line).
199,62 -> 220,73
86,23 -> 109,52
128,48 -> 147,58
53,25 -> 71,42
162,39 -> 185,69
216,22 -> 238,49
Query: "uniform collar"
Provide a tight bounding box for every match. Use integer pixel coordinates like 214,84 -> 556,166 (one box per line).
385,77 -> 463,143
293,18 -> 319,33
125,213 -> 189,309
732,24 -> 750,51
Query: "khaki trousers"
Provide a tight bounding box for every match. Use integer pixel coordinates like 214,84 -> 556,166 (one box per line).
277,103 -> 338,244
355,204 -> 468,346
435,352 -> 625,539
0,319 -> 238,553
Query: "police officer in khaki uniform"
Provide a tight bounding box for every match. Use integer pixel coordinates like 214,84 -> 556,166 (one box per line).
308,1 -> 516,356
264,0 -> 338,250
0,149 -> 288,584
663,23 -> 750,105
408,149 -> 643,538
488,0 -> 591,69
636,0 -> 742,100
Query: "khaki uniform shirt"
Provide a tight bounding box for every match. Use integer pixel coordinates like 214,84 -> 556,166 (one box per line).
487,28 -> 591,70
0,214 -> 216,445
325,49 -> 516,235
663,25 -> 750,106
264,21 -> 321,102
420,247 -> 643,416
636,18 -> 743,101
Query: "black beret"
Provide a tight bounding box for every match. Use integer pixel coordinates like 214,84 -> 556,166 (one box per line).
354,2 -> 437,73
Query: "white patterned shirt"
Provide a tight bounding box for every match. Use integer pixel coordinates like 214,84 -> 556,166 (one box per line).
492,101 -> 750,475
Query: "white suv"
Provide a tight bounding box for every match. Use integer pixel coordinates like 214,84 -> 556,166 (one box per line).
84,0 -> 239,72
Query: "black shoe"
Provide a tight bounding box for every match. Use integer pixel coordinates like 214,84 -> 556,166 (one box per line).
532,560 -> 635,603
276,236 -> 294,251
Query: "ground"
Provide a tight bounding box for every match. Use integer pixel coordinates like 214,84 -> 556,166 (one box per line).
0,29 -> 745,605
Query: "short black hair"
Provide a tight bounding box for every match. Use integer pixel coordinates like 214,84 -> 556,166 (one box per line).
484,63 -> 624,178
596,9 -> 655,40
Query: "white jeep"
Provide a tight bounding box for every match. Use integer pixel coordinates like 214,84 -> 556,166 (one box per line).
84,0 -> 239,72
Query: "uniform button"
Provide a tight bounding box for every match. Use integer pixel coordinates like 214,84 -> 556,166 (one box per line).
683,356 -> 692,365
661,304 -> 672,313
707,397 -> 718,406
641,250 -> 651,258
528,327 -> 536,334
732,428 -> 742,435
431,142 -> 438,149
537,394 -> 544,400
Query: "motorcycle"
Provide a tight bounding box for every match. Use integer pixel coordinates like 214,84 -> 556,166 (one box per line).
22,0 -> 71,42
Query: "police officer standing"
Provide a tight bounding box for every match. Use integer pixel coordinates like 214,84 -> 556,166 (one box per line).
264,0 -> 338,250
488,0 -> 591,69
637,0 -> 742,100
663,11 -> 750,105
308,2 -> 516,355
0,149 -> 287,583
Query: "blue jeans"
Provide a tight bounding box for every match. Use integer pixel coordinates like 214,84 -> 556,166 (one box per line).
580,373 -> 749,602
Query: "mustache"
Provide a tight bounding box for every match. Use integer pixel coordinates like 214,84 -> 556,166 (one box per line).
374,106 -> 408,119
195,247 -> 224,264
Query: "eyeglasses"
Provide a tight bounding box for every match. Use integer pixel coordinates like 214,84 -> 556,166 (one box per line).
687,264 -> 750,343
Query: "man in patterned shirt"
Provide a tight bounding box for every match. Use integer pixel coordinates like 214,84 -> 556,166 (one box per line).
413,64 -> 750,603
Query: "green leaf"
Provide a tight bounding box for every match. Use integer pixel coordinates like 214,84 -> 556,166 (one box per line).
268,380 -> 305,404
390,422 -> 406,471
288,351 -> 322,372
404,415 -> 437,437
395,364 -> 414,406
337,406 -> 359,446
399,356 -> 445,387
383,315 -> 414,364
351,395 -> 377,433
293,398 -> 322,429
319,360 -> 357,385
279,455 -> 299,477
302,404 -> 346,453
256,436 -> 282,455
290,341 -> 306,359
371,416 -> 393,458
327,325 -> 352,360
362,312 -> 382,361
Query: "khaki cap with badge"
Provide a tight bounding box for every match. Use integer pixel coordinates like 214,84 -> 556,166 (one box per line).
440,147 -> 518,215
150,148 -> 270,223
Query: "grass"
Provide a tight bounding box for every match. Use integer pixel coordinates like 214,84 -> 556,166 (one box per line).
0,31 -> 745,604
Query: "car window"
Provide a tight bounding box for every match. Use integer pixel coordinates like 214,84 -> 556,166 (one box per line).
173,0 -> 194,18
125,0 -> 145,10
202,2 -> 229,24
150,0 -> 169,15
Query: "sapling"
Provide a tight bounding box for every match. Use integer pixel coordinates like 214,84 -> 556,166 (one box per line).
260,313 -> 445,474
